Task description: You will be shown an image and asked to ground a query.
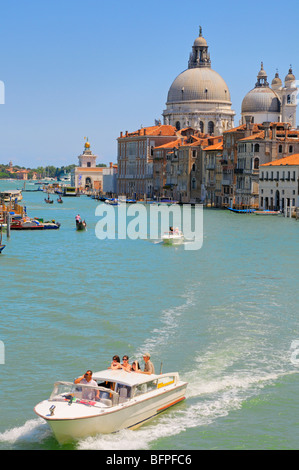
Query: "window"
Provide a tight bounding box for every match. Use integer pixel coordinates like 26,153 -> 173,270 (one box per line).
254,144 -> 260,153
254,157 -> 259,169
279,145 -> 283,153
87,162 -> 91,167
208,121 -> 214,135
200,121 -> 204,133
175,121 -> 181,131
289,145 -> 293,153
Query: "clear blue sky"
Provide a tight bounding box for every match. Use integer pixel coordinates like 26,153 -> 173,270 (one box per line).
1,0 -> 299,168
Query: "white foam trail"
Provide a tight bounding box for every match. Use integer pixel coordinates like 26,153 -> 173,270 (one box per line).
0,418 -> 50,444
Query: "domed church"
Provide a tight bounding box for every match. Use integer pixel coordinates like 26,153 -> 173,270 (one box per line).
162,27 -> 235,135
241,63 -> 297,127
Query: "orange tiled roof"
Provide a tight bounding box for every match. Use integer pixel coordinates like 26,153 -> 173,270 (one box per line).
154,139 -> 182,150
120,125 -> 177,138
203,141 -> 223,151
261,154 -> 299,166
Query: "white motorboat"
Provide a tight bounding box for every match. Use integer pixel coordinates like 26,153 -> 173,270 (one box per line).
34,368 -> 187,444
162,229 -> 184,246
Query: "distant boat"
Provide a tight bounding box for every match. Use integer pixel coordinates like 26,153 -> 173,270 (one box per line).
254,210 -> 281,216
162,229 -> 184,246
76,219 -> 87,231
10,219 -> 44,230
104,199 -> 119,206
57,197 -> 63,203
45,195 -> 54,204
227,207 -> 256,214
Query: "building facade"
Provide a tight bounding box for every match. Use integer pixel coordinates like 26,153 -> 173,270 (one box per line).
259,154 -> 299,211
71,140 -> 117,193
117,125 -> 178,199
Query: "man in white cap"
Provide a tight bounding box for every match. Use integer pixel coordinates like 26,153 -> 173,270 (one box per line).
142,352 -> 155,375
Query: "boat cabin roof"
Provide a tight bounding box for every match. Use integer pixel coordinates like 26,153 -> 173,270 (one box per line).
92,369 -> 159,387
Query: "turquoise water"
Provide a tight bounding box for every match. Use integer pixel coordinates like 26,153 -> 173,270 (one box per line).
0,180 -> 298,450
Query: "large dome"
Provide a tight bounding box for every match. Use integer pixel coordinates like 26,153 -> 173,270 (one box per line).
242,86 -> 280,113
167,67 -> 232,104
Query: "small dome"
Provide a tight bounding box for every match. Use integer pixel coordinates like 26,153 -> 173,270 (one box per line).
242,87 -> 280,113
257,62 -> 267,78
285,67 -> 295,82
272,72 -> 282,87
193,35 -> 207,47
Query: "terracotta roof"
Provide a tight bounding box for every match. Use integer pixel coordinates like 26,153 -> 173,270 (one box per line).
261,154 -> 299,166
203,142 -> 223,151
154,139 -> 182,150
120,125 -> 177,138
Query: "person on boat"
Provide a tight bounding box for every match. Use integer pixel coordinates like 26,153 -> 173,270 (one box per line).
74,370 -> 99,401
109,355 -> 122,370
169,226 -> 173,232
131,360 -> 141,372
75,214 -> 81,223
121,355 -> 132,372
142,352 -> 155,375
174,227 -> 179,234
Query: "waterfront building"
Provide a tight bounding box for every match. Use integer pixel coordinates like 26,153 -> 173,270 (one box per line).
153,139 -> 182,199
71,140 -> 117,193
259,154 -> 299,211
162,27 -> 235,135
202,140 -> 223,207
221,118 -> 263,207
117,124 -> 178,199
241,63 -> 297,127
235,122 -> 299,208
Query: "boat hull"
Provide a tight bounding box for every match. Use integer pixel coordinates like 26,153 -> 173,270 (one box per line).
35,382 -> 187,444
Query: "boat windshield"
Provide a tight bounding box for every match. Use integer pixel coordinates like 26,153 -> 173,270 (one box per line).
49,381 -> 118,406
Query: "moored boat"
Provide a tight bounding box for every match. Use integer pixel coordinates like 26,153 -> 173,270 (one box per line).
227,207 -> 256,213
254,210 -> 281,216
34,368 -> 187,444
10,218 -> 45,230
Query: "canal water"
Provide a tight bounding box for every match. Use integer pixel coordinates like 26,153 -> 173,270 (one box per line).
0,180 -> 298,450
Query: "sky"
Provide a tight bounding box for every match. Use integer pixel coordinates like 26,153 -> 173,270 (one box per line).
1,0 -> 299,168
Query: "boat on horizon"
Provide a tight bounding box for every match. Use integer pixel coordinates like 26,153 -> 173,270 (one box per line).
34,368 -> 187,444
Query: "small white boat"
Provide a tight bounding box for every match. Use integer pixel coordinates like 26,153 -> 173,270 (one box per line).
254,210 -> 281,216
34,368 -> 187,444
162,229 -> 184,246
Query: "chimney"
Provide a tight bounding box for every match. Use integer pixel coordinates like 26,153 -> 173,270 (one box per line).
263,122 -> 271,140
245,115 -> 253,137
120,131 -> 123,138
272,123 -> 277,140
